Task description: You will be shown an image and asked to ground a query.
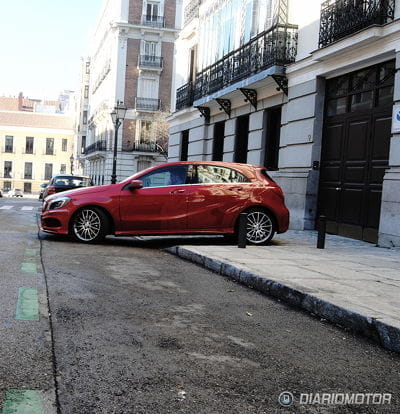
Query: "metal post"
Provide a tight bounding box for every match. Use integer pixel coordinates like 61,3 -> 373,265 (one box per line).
111,119 -> 120,185
238,212 -> 247,248
317,215 -> 326,249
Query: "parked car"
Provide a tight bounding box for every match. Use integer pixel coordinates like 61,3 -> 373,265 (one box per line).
38,183 -> 48,200
8,189 -> 23,197
41,161 -> 289,245
42,175 -> 93,199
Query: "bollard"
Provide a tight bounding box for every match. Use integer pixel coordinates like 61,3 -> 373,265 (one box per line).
238,212 -> 247,248
317,215 -> 326,249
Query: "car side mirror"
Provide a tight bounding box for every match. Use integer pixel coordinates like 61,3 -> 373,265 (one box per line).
129,179 -> 143,190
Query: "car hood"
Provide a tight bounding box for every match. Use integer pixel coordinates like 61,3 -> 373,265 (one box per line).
45,185 -> 116,201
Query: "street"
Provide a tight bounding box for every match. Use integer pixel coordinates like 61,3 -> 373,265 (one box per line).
0,197 -> 399,414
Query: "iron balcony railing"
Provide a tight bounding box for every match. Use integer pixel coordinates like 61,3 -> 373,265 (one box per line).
84,140 -> 107,155
139,55 -> 163,69
135,97 -> 161,111
175,23 -> 298,110
184,0 -> 200,26
319,0 -> 395,48
132,141 -> 160,153
142,15 -> 165,28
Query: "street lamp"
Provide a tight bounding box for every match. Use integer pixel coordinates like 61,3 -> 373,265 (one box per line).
110,100 -> 127,184
70,154 -> 74,174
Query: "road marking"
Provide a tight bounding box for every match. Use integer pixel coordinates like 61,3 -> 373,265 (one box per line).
25,249 -> 37,257
0,205 -> 12,210
16,288 -> 39,321
21,262 -> 37,274
21,206 -> 34,211
3,390 -> 44,414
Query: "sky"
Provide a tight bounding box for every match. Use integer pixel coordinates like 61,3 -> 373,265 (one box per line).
0,0 -> 104,100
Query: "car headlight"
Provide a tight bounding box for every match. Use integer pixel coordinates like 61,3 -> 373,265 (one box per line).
48,196 -> 71,210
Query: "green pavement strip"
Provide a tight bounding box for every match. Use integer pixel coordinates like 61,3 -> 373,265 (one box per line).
16,288 -> 39,321
24,249 -> 37,257
21,262 -> 37,274
3,389 -> 44,414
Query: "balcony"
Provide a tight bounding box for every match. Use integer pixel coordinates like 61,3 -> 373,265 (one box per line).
84,140 -> 107,155
184,0 -> 200,26
132,141 -> 160,153
319,0 -> 395,48
138,55 -> 163,69
142,15 -> 165,28
175,23 -> 298,110
135,97 -> 161,112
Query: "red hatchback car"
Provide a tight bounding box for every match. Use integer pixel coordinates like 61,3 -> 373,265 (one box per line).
41,161 -> 289,244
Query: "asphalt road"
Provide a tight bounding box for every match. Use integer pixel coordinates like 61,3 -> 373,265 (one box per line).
1,197 -> 400,414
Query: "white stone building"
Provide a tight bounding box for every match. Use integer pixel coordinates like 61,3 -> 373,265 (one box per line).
168,0 -> 400,247
83,0 -> 181,185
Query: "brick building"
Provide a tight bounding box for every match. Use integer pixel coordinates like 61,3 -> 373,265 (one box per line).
82,0 -> 181,185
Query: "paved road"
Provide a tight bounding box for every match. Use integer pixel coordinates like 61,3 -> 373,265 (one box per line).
1,197 -> 400,413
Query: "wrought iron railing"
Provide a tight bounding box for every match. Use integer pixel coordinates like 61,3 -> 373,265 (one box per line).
184,0 -> 200,26
319,0 -> 395,48
84,140 -> 107,155
142,15 -> 165,28
135,97 -> 161,111
175,23 -> 298,110
139,55 -> 163,68
132,141 -> 160,153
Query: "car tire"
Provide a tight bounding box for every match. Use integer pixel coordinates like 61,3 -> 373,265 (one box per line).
70,207 -> 109,243
238,207 -> 276,245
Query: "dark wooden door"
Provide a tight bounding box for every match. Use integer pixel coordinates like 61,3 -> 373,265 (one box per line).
318,61 -> 394,243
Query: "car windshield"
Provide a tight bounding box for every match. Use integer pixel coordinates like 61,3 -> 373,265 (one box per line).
54,177 -> 92,187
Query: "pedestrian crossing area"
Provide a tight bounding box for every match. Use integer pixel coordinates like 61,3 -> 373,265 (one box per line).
0,205 -> 38,211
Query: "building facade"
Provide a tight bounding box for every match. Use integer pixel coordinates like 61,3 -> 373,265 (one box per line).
0,111 -> 74,194
168,0 -> 400,247
82,0 -> 181,185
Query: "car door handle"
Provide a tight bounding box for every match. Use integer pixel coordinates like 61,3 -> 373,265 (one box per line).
228,186 -> 243,191
170,189 -> 185,194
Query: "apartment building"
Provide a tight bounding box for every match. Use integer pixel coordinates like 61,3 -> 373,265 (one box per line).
0,111 -> 74,194
168,0 -> 400,247
82,0 -> 181,185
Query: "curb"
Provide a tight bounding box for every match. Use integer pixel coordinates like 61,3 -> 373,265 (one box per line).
166,246 -> 400,354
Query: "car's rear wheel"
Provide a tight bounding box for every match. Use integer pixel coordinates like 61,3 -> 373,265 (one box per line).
245,208 -> 276,245
71,207 -> 108,243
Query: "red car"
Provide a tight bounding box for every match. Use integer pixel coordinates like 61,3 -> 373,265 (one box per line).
40,161 -> 289,244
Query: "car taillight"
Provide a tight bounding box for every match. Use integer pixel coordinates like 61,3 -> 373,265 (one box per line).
47,186 -> 56,195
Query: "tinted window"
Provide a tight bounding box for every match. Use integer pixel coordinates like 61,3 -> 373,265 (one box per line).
141,165 -> 188,188
53,176 -> 92,187
196,165 -> 250,184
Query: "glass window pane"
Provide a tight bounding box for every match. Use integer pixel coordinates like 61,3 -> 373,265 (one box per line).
327,76 -> 349,98
350,68 -> 376,92
350,91 -> 373,112
327,97 -> 347,116
377,85 -> 394,107
141,165 -> 187,187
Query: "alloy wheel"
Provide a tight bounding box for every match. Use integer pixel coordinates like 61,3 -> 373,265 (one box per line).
246,210 -> 274,244
72,208 -> 102,242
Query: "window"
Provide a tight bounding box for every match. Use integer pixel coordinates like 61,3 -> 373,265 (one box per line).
5,136 -> 13,153
81,136 -> 86,154
137,159 -> 151,171
60,164 -> 66,174
24,183 -> 32,193
26,137 -> 34,154
3,181 -> 11,191
144,41 -> 157,58
62,139 -> 68,152
46,138 -> 54,155
196,165 -> 250,184
263,107 -> 281,171
141,165 -> 188,188
44,163 -> 53,180
84,85 -> 89,98
212,122 -> 225,161
140,121 -> 152,142
83,111 -> 88,125
85,61 -> 90,74
24,162 -> 32,179
234,115 -> 249,163
4,161 -> 12,178
146,2 -> 159,20
180,130 -> 189,161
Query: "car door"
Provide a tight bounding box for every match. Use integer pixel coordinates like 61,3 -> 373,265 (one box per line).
186,164 -> 252,231
118,164 -> 189,232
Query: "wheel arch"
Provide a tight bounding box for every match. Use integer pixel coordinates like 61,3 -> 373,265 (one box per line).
234,204 -> 278,231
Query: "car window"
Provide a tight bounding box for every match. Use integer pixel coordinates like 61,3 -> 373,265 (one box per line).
196,165 -> 250,184
141,165 -> 188,188
53,177 -> 92,187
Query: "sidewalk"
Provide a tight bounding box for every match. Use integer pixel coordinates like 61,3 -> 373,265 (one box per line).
166,230 -> 400,353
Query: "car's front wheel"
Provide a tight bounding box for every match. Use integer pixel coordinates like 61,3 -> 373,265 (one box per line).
245,208 -> 276,245
71,207 -> 109,243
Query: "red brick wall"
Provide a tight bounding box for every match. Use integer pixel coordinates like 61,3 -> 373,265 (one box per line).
160,42 -> 174,112
128,0 -> 143,25
124,38 -> 140,109
164,0 -> 176,28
